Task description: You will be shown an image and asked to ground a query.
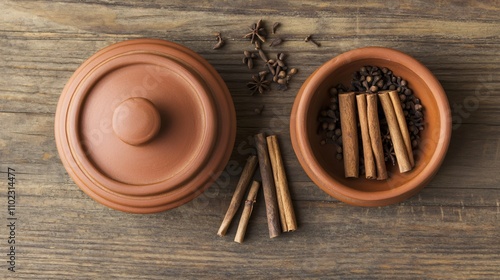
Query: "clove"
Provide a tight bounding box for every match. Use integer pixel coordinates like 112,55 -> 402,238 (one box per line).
212,32 -> 225,49
304,35 -> 321,47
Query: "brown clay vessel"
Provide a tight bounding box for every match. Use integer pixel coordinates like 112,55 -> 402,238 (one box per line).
55,39 -> 236,213
290,47 -> 451,206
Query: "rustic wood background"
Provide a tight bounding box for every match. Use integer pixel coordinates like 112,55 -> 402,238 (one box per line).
1,0 -> 499,279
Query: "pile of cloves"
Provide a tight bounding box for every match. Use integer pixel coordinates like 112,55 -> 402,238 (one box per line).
318,84 -> 347,160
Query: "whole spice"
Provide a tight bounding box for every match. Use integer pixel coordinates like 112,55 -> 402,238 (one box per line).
234,181 -> 260,243
272,22 -> 280,34
387,90 -> 415,167
318,65 -> 424,179
243,19 -> 266,44
384,144 -> 396,166
379,91 -> 412,173
258,48 -> 268,62
258,70 -> 269,78
242,50 -> 257,69
212,32 -> 224,50
254,40 -> 261,50
266,59 -> 276,75
338,92 -> 359,178
364,66 -> 426,154
269,38 -> 283,47
286,68 -> 298,83
254,133 -> 281,238
267,135 -> 297,232
356,94 -> 376,179
304,35 -> 321,47
367,94 -> 388,180
276,52 -> 286,68
317,85 -> 345,158
217,155 -> 258,237
247,72 -> 271,95
271,53 -> 287,83
241,20 -> 299,95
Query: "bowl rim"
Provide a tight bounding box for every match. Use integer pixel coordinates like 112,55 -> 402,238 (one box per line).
290,46 -> 452,206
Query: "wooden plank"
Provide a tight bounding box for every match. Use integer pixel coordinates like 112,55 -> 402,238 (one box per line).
1,38 -> 499,124
0,0 -> 499,278
11,200 -> 500,279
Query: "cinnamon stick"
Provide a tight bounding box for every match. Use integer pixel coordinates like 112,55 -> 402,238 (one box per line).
254,133 -> 281,238
366,94 -> 388,180
217,155 -> 258,237
266,135 -> 297,232
356,94 -> 376,179
379,91 -> 412,173
388,90 -> 415,167
338,92 -> 359,178
234,181 -> 260,243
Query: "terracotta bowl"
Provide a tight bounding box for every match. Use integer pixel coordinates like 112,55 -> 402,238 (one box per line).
55,39 -> 236,213
290,47 -> 451,206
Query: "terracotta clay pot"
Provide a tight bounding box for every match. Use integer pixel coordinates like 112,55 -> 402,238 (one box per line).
55,39 -> 236,213
290,47 -> 451,206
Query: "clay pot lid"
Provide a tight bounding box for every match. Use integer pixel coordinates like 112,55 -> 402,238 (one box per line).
55,39 -> 236,213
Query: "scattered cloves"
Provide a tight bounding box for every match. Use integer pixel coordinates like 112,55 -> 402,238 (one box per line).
266,59 -> 276,76
286,68 -> 298,83
243,50 -> 257,69
258,49 -> 268,62
213,32 -> 225,50
272,22 -> 280,34
269,38 -> 283,47
304,34 -> 321,47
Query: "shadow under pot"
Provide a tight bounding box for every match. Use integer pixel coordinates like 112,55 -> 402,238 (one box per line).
55,39 -> 236,213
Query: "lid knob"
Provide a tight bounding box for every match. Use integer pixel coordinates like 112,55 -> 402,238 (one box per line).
112,97 -> 161,146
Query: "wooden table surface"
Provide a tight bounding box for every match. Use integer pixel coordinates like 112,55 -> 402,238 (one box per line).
1,1 -> 499,279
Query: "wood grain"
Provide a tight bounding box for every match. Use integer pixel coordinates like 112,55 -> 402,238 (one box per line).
1,0 -> 499,278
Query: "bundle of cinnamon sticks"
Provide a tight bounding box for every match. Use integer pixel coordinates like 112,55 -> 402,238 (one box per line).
338,90 -> 415,179
217,134 -> 297,243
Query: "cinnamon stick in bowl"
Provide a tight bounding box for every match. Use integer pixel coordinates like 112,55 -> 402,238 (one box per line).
338,92 -> 359,178
379,91 -> 412,173
366,94 -> 388,180
387,90 -> 415,167
356,94 -> 376,179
